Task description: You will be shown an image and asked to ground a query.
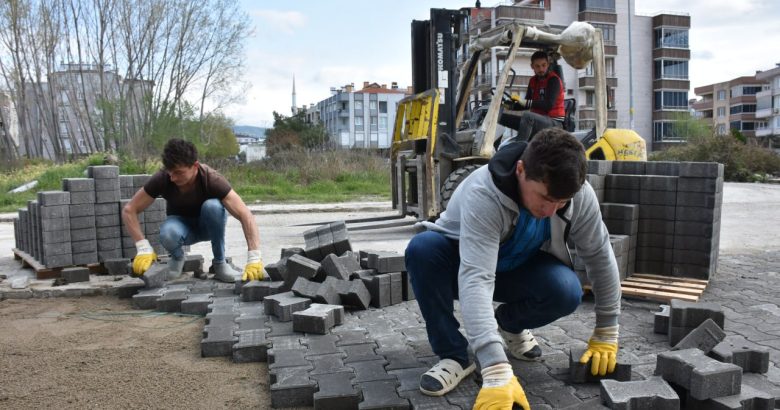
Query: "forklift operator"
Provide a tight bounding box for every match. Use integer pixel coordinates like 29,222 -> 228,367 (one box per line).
499,50 -> 565,145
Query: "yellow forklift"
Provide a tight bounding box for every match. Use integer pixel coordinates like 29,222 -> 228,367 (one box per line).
392,8 -> 647,221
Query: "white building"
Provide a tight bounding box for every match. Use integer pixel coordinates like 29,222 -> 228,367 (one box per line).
755,64 -> 780,151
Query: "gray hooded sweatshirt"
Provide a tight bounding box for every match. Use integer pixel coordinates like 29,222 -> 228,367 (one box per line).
420,142 -> 621,368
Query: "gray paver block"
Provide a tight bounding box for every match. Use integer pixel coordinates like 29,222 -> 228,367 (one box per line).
321,252 -> 361,281
678,176 -> 723,193
292,303 -> 344,334
606,174 -> 642,190
401,271 -> 415,301
357,380 -> 409,409
654,348 -> 742,400
286,254 -> 321,285
40,204 -> 70,219
599,376 -> 679,410
308,352 -> 350,375
669,299 -> 725,345
710,341 -> 770,374
342,343 -> 382,364
389,271 -> 403,305
588,160 -> 613,175
69,191 -> 96,204
182,254 -> 204,274
201,325 -> 238,357
640,175 -> 678,191
180,293 -> 211,316
611,161 -> 646,175
362,273 -> 391,308
140,263 -> 167,289
63,178 -> 95,192
95,190 -> 120,203
264,261 -> 287,282
233,329 -> 270,363
350,358 -> 394,383
679,162 -> 724,178
291,277 -> 340,305
156,289 -> 189,312
269,348 -> 311,369
104,257 -> 131,275
269,365 -> 316,408
61,266 -> 90,283
645,161 -> 680,176
72,251 -> 98,266
329,277 -> 371,309
87,165 -> 119,179
686,382 -> 775,410
655,305 -> 670,334
569,348 -> 632,383
312,372 -> 361,410
672,318 -> 726,354
604,189 -> 640,204
303,334 -> 342,358
132,287 -> 164,309
263,291 -> 312,322
116,278 -> 145,298
37,191 -> 71,206
366,250 -> 406,274
281,247 -> 306,259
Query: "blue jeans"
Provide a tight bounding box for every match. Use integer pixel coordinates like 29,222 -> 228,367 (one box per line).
405,230 -> 583,364
159,199 -> 228,262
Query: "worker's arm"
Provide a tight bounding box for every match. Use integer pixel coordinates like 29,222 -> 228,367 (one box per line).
122,188 -> 156,242
528,77 -> 562,112
220,189 -> 260,251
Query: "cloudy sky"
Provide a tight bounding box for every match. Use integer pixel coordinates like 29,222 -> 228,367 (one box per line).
225,0 -> 780,126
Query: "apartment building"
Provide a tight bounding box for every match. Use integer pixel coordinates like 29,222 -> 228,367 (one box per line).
310,82 -> 409,149
692,75 -> 766,138
467,0 -> 690,151
755,64 -> 780,150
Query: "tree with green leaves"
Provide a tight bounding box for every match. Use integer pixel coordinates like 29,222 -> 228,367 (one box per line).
265,111 -> 330,156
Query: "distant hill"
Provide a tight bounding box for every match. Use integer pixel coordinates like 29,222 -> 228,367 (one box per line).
233,125 -> 267,140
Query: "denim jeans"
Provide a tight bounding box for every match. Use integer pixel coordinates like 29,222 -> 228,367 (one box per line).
405,230 -> 583,364
159,198 -> 228,262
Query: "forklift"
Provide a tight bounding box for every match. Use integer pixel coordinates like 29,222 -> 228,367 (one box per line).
391,8 -> 647,221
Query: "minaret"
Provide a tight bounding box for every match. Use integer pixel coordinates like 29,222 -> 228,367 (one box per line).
291,74 -> 297,115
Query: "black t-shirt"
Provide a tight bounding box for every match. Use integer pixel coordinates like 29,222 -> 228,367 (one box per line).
144,164 -> 232,217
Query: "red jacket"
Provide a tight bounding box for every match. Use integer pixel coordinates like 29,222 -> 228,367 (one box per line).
526,71 -> 565,118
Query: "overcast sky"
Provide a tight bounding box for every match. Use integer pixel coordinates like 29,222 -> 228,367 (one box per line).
224,0 -> 780,127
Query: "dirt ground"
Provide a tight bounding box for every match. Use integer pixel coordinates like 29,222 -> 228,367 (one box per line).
0,296 -> 268,409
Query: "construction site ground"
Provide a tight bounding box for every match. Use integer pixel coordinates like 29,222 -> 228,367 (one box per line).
0,182 -> 778,409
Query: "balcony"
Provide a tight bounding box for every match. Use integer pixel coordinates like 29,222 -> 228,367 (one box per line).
578,107 -> 617,121
578,75 -> 618,89
494,5 -> 545,23
691,100 -> 712,111
756,126 -> 777,137
755,108 -> 777,119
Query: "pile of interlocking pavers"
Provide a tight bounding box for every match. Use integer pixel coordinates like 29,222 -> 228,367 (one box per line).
12,165 -> 166,276
577,160 -> 723,281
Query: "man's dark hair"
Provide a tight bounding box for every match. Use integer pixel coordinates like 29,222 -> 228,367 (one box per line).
520,128 -> 587,199
162,138 -> 198,170
530,51 -> 548,63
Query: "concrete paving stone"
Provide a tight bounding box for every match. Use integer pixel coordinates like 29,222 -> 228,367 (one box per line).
94,178 -> 120,191
606,174 -> 642,190
292,277 -> 340,305
119,175 -> 133,188
104,258 -> 130,275
569,348 -> 632,383
587,160 -> 613,175
672,249 -> 717,267
94,202 -> 119,216
316,229 -> 337,257
321,252 -> 361,281
263,291 -> 312,322
266,319 -> 296,338
63,178 -> 95,192
687,382 -> 775,410
41,216 -> 71,232
710,340 -> 770,374
132,174 -> 151,187
671,263 -> 716,279
349,358 -> 395,383
41,240 -> 71,256
357,380 -> 409,410
669,299 -> 725,344
362,273 -> 391,308
742,373 -> 780,403
367,251 -> 405,274
342,343 -> 382,363
587,174 -> 605,190
329,277 -> 371,309
382,349 -> 424,371
637,204 -> 677,221
655,305 -> 670,334
637,218 -> 676,235
674,220 -> 721,239
264,261 -> 287,282
398,390 -> 459,409
115,278 -> 146,298
95,213 -> 120,227
677,191 -> 722,209
241,280 -> 268,302
639,190 -> 678,207
292,303 -> 343,334
655,348 -> 742,400
604,189 -> 640,205
269,365 -> 316,408
267,335 -> 304,351
87,165 -> 119,179
678,162 -> 723,179
180,293 -> 212,316
611,161 -> 646,175
212,286 -> 237,298
188,281 -> 216,294
236,316 -> 268,332
201,325 -> 237,357
44,253 -> 73,268
268,348 -> 311,370
311,372 -> 361,410
233,328 -> 270,363
303,334 -> 343,357
131,287 -> 163,309
281,247 -> 306,259
156,289 -> 190,312
139,263 -> 167,289
143,212 -> 166,223
599,376 -> 679,410
182,254 -> 203,274
61,266 -> 90,283
644,161 -> 680,177
401,271 -> 415,301
336,330 -> 374,346
37,191 -> 71,206
205,309 -> 238,327
387,367 -> 427,392
530,383 -> 583,409
69,191 -> 96,204
673,235 -> 719,252
672,318 -> 726,353
286,254 -> 321,283
639,175 -> 678,191
70,224 -> 96,241
678,176 -> 723,193
389,272 -> 403,305
40,204 -> 70,220
603,218 -> 638,236
636,247 -> 674,262
308,352 -> 350,375
95,190 -> 120,203
72,251 -> 98,266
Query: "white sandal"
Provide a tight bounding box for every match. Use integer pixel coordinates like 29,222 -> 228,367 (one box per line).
419,358 -> 476,396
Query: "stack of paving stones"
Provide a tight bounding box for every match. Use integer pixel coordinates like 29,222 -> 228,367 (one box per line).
63,178 -> 98,265
89,166 -> 123,262
144,198 -> 167,256
37,191 -> 73,268
585,160 -> 723,280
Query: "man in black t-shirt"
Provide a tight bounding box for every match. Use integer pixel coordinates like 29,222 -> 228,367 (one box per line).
121,138 -> 265,283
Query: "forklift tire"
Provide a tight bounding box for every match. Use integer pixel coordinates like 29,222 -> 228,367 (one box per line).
440,164 -> 481,211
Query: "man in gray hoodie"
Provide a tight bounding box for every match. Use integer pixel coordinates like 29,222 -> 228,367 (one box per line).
405,128 -> 621,409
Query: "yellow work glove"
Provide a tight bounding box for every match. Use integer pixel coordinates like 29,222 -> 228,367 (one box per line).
474,363 -> 530,410
242,249 -> 265,281
132,239 -> 157,276
579,325 -> 619,376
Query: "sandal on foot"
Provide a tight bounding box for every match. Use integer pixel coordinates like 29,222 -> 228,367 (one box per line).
499,328 -> 542,361
419,358 -> 476,396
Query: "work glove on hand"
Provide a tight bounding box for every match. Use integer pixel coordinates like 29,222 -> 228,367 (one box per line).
510,94 -> 531,110
579,325 -> 619,376
242,249 -> 265,281
132,239 -> 157,276
473,363 -> 530,410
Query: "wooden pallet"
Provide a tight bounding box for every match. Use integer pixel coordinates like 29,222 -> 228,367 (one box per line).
584,273 -> 709,303
12,248 -> 103,279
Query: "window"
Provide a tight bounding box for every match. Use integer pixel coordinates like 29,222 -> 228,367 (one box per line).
776,77 -> 780,88
354,116 -> 363,131
730,121 -> 741,131
355,132 -> 364,148
654,91 -> 688,110
370,116 -> 378,131
776,116 -> 780,128
579,0 -> 615,12
379,116 -> 387,130
717,107 -> 726,117
605,57 -> 615,77
716,124 -> 726,135
742,86 -> 762,95
717,90 -> 727,101
742,122 -> 755,131
354,100 -> 363,110
730,104 -> 756,114
654,60 -> 688,79
585,91 -> 594,107
654,28 -> 689,49
369,100 -> 377,110
379,101 -> 387,113
592,24 -> 615,45
653,121 -> 684,142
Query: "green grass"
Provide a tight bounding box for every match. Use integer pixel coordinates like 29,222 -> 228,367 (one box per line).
0,151 -> 391,212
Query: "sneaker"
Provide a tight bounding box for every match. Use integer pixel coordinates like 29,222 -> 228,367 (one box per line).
166,257 -> 185,280
499,328 -> 542,361
419,359 -> 476,397
213,260 -> 242,283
